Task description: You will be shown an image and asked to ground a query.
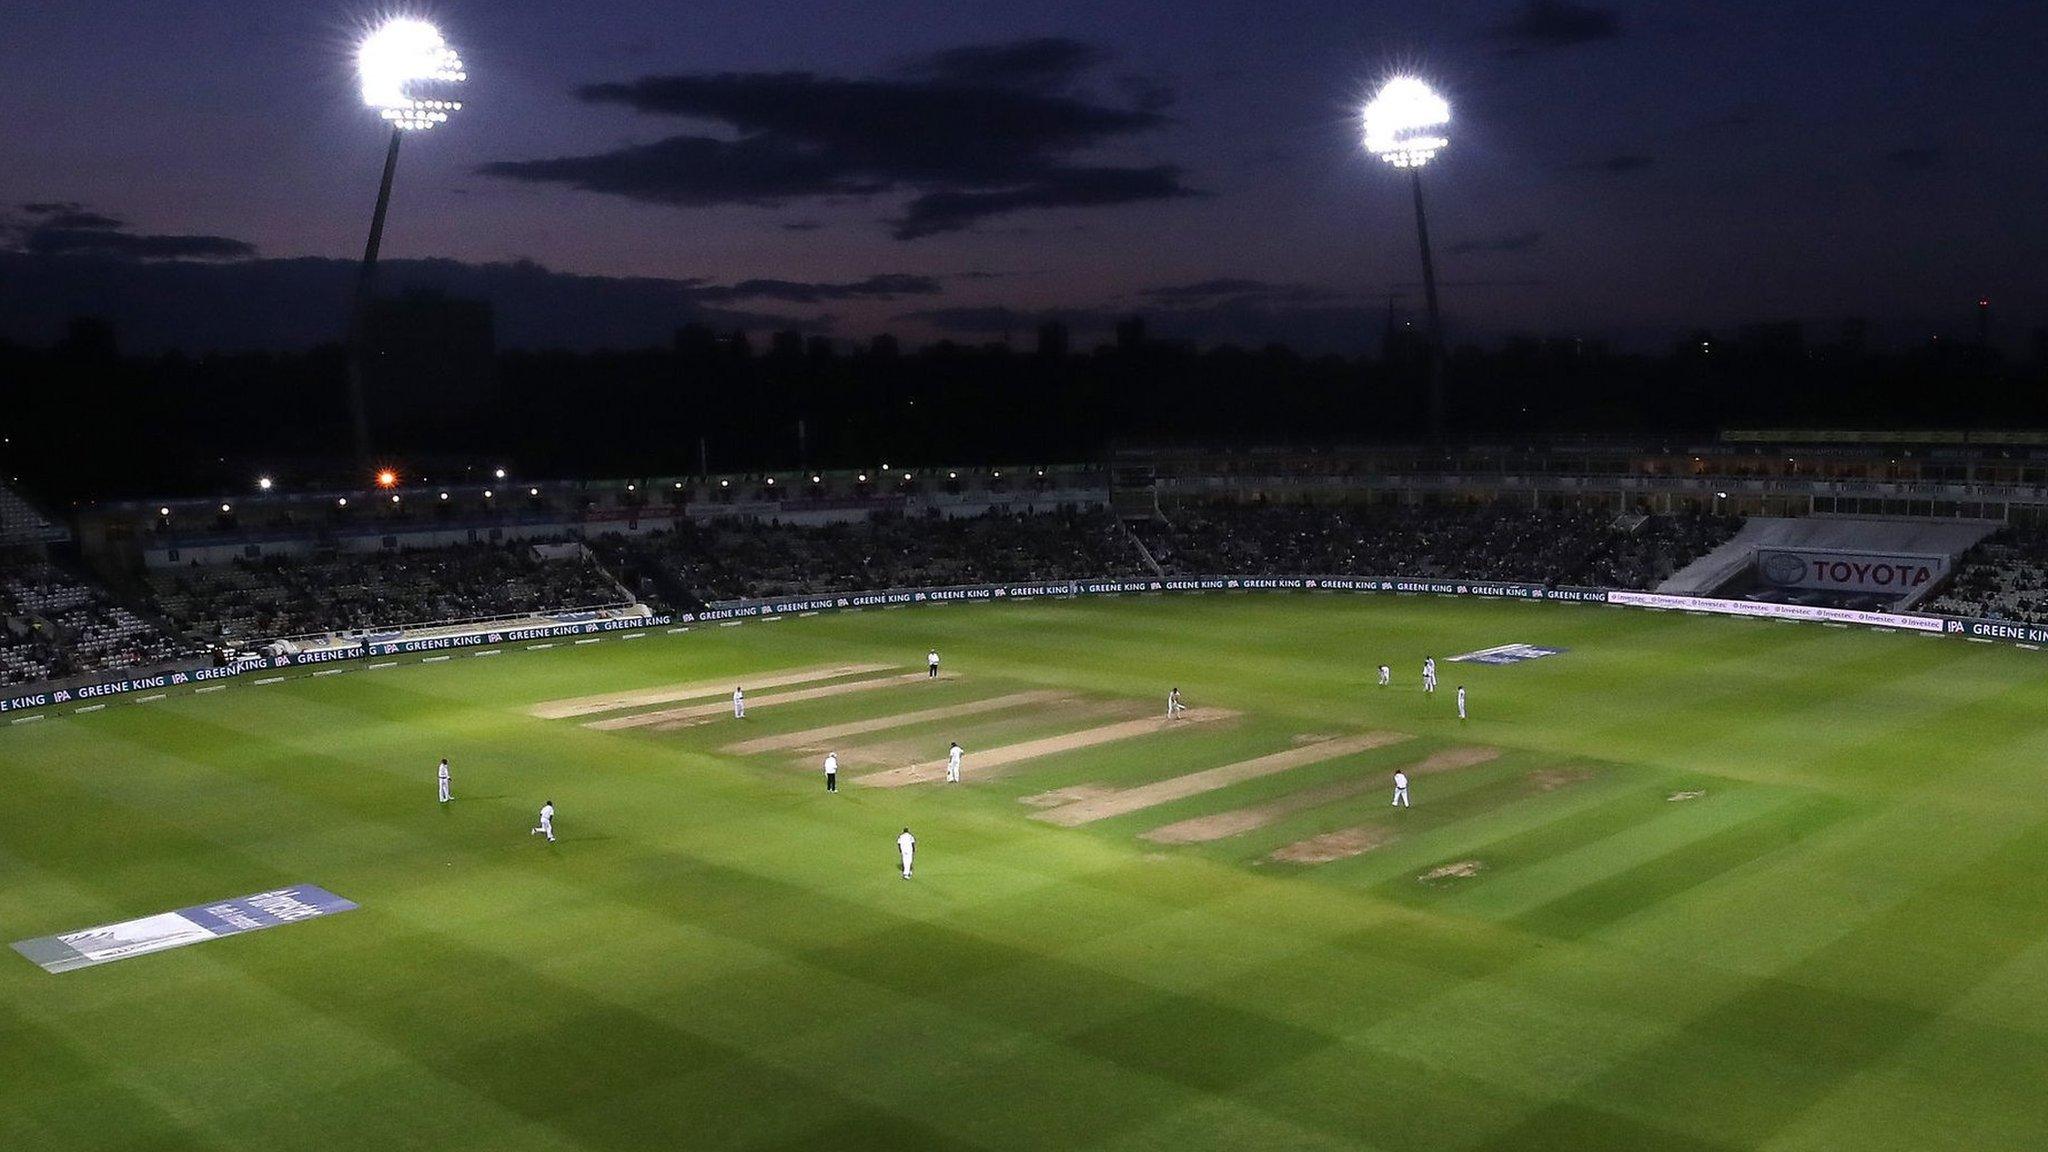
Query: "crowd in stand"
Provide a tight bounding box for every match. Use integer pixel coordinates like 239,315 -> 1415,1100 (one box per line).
1135,503 -> 1739,590
6,503 -> 1748,689
1,557 -> 193,687
1924,526 -> 2048,624
146,543 -> 626,645
592,509 -> 1144,607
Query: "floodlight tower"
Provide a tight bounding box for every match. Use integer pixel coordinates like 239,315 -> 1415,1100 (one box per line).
1362,77 -> 1451,439
348,18 -> 466,466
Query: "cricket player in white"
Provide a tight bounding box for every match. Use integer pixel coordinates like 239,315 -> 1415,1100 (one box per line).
1423,658 -> 1437,694
1378,665 -> 1391,687
898,827 -> 916,878
1167,687 -> 1186,719
437,758 -> 450,803
1457,685 -> 1468,721
733,687 -> 745,719
946,742 -> 963,783
825,752 -> 839,793
531,800 -> 556,841
927,649 -> 941,678
1391,771 -> 1410,808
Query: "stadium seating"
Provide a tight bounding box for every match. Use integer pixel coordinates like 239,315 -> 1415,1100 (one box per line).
1135,504 -> 1739,589
146,543 -> 629,644
592,509 -> 1148,608
0,557 -> 191,687
1924,525 -> 2048,624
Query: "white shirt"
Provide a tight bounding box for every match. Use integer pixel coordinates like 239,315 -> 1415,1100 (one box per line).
949,747 -> 963,769
539,803 -> 554,821
928,651 -> 939,666
824,754 -> 838,774
898,831 -> 915,854
438,763 -> 449,780
1457,688 -> 1466,701
1393,773 -> 1408,790
733,689 -> 744,702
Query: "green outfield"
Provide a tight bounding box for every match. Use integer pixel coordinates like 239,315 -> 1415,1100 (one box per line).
6,593 -> 2048,1151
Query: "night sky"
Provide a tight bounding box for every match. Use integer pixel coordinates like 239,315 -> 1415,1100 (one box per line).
2,1 -> 2043,353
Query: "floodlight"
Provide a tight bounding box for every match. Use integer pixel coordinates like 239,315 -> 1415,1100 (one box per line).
258,476 -> 273,491
1361,74 -> 1452,437
376,469 -> 398,488
483,490 -> 493,499
338,498 -> 349,507
1361,77 -> 1449,169
220,503 -> 232,513
159,506 -> 170,517
494,468 -> 506,479
359,18 -> 466,131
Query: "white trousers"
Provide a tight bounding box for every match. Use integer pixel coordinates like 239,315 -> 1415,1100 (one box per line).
438,780 -> 450,802
900,852 -> 914,877
535,817 -> 554,840
1392,787 -> 1409,807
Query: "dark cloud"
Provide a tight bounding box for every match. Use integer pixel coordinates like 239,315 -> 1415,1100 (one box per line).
38,211 -> 124,230
479,134 -> 889,207
1494,1 -> 1623,51
902,37 -> 1101,92
895,305 -> 1115,337
1883,146 -> 1945,171
1444,230 -> 1544,256
780,220 -> 824,232
896,164 -> 1195,239
4,201 -> 254,262
482,41 -> 1191,239
1142,278 -> 1349,306
691,274 -> 942,304
1567,153 -> 1654,175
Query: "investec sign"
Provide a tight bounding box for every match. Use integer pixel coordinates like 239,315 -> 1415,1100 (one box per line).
1757,549 -> 1948,595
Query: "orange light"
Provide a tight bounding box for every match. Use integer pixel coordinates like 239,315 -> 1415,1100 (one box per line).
375,469 -> 399,488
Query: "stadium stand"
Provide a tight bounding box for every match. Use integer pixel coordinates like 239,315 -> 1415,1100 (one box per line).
593,509 -> 1146,608
145,542 -> 629,644
1135,503 -> 1738,589
0,482 -> 69,546
0,555 -> 191,687
1924,526 -> 2048,624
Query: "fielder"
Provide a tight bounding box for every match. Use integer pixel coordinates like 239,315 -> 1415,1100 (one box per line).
1422,658 -> 1437,694
531,799 -> 556,841
898,827 -> 916,879
824,752 -> 839,793
946,741 -> 963,783
1377,665 -> 1391,688
437,757 -> 451,803
1167,687 -> 1187,719
927,648 -> 941,678
1391,771 -> 1410,808
733,686 -> 746,719
1457,685 -> 1468,721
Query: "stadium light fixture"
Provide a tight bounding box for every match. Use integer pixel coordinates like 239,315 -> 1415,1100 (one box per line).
391,494 -> 401,504
346,18 -> 468,467
858,473 -> 868,483
376,469 -> 398,489
338,497 -> 349,507
765,477 -> 775,486
220,503 -> 232,514
439,491 -> 449,500
482,489 -> 493,499
529,487 -> 539,496
495,468 -> 507,480
626,483 -> 637,492
811,475 -> 821,484
1362,74 -> 1450,439
720,479 -> 730,488
158,506 -> 170,517
258,476 -> 274,491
